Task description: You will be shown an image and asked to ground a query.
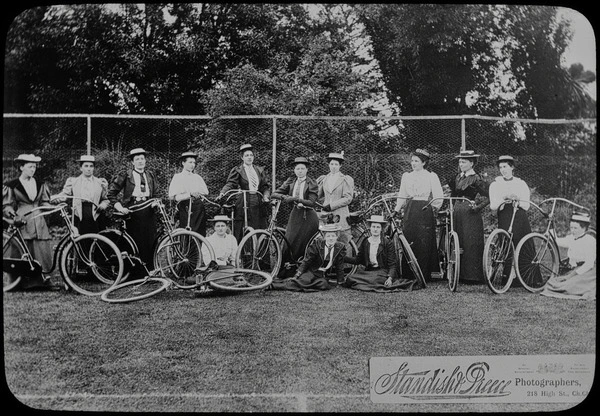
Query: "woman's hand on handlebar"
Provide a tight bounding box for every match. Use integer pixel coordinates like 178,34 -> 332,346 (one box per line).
114,202 -> 130,215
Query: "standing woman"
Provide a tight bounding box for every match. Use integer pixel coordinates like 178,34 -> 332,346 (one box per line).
392,149 -> 443,283
316,152 -> 355,245
218,144 -> 271,242
107,148 -> 159,268
448,150 -> 489,284
271,157 -> 319,267
168,151 -> 210,236
3,154 -> 53,289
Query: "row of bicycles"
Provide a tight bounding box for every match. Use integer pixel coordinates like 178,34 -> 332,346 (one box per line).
3,188 -> 592,301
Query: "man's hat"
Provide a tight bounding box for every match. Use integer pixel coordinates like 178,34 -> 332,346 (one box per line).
319,223 -> 340,233
366,214 -> 388,224
290,156 -> 310,166
454,150 -> 480,159
129,148 -> 147,159
78,155 -> 95,163
413,148 -> 431,160
497,155 -> 515,165
239,144 -> 254,153
14,154 -> 41,163
208,215 -> 232,223
179,151 -> 198,160
571,211 -> 591,224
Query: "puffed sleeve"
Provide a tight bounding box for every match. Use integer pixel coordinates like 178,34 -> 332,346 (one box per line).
298,178 -> 319,207
395,172 -> 410,211
3,184 -> 16,217
430,172 -> 444,209
576,236 -> 596,275
52,177 -> 75,202
39,182 -> 52,206
220,166 -> 241,195
517,178 -> 531,211
316,175 -> 326,204
99,178 -> 109,203
330,175 -> 354,211
107,171 -> 127,204
272,177 -> 294,200
488,181 -> 502,211
258,166 -> 271,198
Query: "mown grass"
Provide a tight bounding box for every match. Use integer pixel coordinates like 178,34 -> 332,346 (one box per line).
3,279 -> 595,412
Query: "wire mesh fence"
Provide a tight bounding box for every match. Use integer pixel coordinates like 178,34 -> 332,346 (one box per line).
3,114 -> 596,234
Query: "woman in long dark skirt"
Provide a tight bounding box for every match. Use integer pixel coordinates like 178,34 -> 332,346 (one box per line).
271,157 -> 319,275
392,149 -> 443,283
448,150 -> 489,284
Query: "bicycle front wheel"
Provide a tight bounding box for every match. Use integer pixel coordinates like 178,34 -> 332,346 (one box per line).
515,233 -> 559,293
61,234 -> 124,296
101,277 -> 170,303
99,229 -> 138,281
208,268 -> 273,292
483,229 -> 515,294
236,230 -> 282,277
3,232 -> 25,292
398,234 -> 426,288
447,231 -> 460,292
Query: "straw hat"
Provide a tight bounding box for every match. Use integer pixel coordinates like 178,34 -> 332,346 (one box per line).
454,150 -> 480,159
179,151 -> 198,160
413,148 -> 431,161
209,215 -> 232,223
571,212 -> 591,224
239,144 -> 254,153
290,156 -> 310,167
77,155 -> 95,164
14,154 -> 41,163
319,223 -> 340,233
128,148 -> 147,159
326,151 -> 345,162
497,155 -> 515,165
366,214 -> 387,224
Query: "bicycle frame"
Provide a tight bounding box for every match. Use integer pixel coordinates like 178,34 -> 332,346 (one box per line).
222,189 -> 266,237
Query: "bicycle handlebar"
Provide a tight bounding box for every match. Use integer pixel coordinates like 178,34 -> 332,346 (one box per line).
50,194 -> 99,208
540,197 -> 590,214
220,189 -> 266,203
422,196 -> 475,210
23,204 -> 67,219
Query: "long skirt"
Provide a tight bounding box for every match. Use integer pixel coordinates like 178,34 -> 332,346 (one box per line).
343,268 -> 417,292
233,193 -> 268,242
126,206 -> 158,268
75,202 -> 99,235
284,207 -> 319,264
403,199 -> 438,281
541,267 -> 596,300
17,239 -> 53,289
498,205 -> 533,281
177,199 -> 207,236
453,201 -> 485,283
270,270 -> 335,291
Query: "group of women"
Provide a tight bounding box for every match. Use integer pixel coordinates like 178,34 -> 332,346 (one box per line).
3,145 -> 595,300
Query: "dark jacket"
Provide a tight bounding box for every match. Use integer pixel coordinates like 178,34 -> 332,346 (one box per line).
220,164 -> 271,199
272,176 -> 318,207
107,170 -> 159,207
345,236 -> 397,278
297,239 -> 346,283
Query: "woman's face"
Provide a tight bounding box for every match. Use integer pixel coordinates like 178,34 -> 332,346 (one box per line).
242,151 -> 254,165
20,162 -> 37,178
294,164 -> 307,178
498,162 -> 513,178
213,222 -> 228,236
370,223 -> 382,237
569,221 -> 586,238
323,231 -> 338,246
328,160 -> 341,174
411,156 -> 425,171
80,162 -> 95,177
182,157 -> 196,172
458,158 -> 474,172
132,154 -> 146,170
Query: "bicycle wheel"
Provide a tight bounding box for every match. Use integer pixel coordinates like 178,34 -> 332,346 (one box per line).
483,229 -> 515,294
154,230 -> 211,289
99,229 -> 138,280
3,232 -> 25,292
61,234 -> 124,296
398,234 -> 426,288
515,233 -> 559,293
436,225 -> 447,280
236,230 -> 282,277
101,277 -> 170,303
207,268 -> 273,292
304,232 -> 359,279
447,231 -> 460,292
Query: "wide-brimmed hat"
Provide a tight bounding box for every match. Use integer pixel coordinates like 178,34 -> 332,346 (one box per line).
179,151 -> 198,160
209,215 -> 232,223
454,150 -> 480,159
497,155 -> 515,165
78,155 -> 95,164
129,148 -> 147,159
413,148 -> 431,161
14,154 -> 41,163
326,151 -> 345,162
366,214 -> 387,224
239,144 -> 254,153
319,223 -> 340,233
290,157 -> 310,167
571,211 -> 591,224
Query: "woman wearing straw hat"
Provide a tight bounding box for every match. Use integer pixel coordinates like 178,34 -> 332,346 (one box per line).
3,154 -> 54,289
271,156 -> 319,270
218,144 -> 271,242
316,151 -> 355,245
343,215 -> 417,292
541,212 -> 596,300
448,150 -> 489,284
392,149 -> 443,283
201,215 -> 238,267
52,155 -> 110,235
107,148 -> 159,268
270,223 -> 346,291
168,151 -> 210,237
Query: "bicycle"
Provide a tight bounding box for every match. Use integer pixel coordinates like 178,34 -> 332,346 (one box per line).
423,196 -> 476,292
219,188 -> 268,239
3,196 -> 124,295
513,197 -> 590,293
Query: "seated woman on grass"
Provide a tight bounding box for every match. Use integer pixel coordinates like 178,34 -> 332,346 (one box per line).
343,215 -> 418,292
541,212 -> 596,301
270,222 -> 346,291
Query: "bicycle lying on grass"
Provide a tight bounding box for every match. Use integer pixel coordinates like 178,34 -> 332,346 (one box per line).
3,196 -> 124,295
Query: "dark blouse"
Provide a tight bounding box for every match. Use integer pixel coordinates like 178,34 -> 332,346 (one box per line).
449,173 -> 489,209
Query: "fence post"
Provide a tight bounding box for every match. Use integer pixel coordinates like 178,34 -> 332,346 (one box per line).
87,116 -> 92,155
461,116 -> 466,151
272,116 -> 277,192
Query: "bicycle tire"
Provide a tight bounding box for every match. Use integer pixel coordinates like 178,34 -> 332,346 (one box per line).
447,231 -> 460,292
60,234 -> 124,296
483,229 -> 515,294
304,232 -> 359,279
3,232 -> 26,292
101,277 -> 170,303
154,230 -> 214,289
99,229 -> 138,280
207,268 -> 273,292
436,225 -> 447,281
398,234 -> 426,288
515,233 -> 559,293
236,229 -> 282,277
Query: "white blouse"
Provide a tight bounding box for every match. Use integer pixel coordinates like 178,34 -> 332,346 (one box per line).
395,170 -> 443,210
168,170 -> 209,201
556,233 -> 596,275
489,176 -> 531,211
368,236 -> 380,267
202,232 -> 238,266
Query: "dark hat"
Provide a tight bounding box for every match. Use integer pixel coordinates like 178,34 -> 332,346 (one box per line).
326,151 -> 345,162
78,155 -> 95,163
413,148 -> 431,160
366,214 -> 387,224
14,154 -> 41,163
290,157 -> 310,167
129,148 -> 147,159
179,151 -> 198,160
208,215 -> 232,223
571,211 -> 591,224
454,150 -> 480,159
497,155 -> 515,165
239,144 -> 254,153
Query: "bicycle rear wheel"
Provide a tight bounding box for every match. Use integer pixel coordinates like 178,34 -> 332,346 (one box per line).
398,234 -> 426,288
447,231 -> 460,292
236,230 -> 282,277
101,277 -> 170,303
207,268 -> 272,292
3,232 -> 25,292
515,233 -> 559,293
61,234 -> 124,296
483,229 -> 515,294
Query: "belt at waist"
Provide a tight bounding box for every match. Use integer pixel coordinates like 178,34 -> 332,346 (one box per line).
408,197 -> 430,201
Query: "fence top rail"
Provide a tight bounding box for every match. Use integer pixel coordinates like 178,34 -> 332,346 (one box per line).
3,113 -> 596,124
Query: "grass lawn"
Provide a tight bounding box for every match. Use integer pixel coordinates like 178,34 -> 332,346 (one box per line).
3,278 -> 596,412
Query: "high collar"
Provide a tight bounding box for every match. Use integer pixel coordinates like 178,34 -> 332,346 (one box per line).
460,169 -> 475,177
